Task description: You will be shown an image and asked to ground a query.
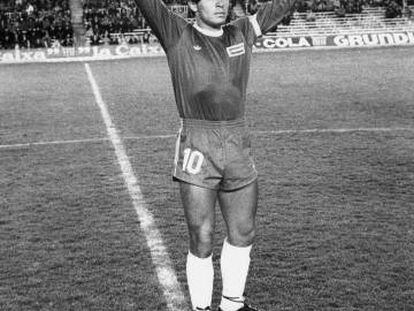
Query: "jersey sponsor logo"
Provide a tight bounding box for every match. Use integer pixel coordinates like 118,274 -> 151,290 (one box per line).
226,43 -> 245,57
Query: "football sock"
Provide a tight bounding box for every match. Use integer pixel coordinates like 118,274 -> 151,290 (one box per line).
219,238 -> 252,311
186,251 -> 214,310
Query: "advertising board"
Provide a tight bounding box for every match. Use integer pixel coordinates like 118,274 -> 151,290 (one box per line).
1,31 -> 413,64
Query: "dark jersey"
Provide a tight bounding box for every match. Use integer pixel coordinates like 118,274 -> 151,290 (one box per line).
136,0 -> 294,121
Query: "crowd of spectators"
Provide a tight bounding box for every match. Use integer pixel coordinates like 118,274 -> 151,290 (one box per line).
383,0 -> 408,18
1,0 -> 412,49
0,0 -> 72,50
82,0 -> 145,45
293,0 -> 364,13
82,0 -> 194,45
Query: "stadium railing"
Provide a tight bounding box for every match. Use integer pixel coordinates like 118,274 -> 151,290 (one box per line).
268,6 -> 414,37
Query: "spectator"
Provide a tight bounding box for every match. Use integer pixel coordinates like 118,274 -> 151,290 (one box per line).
26,2 -> 35,15
0,0 -> 73,49
101,30 -> 111,45
385,0 -> 403,17
90,30 -> 100,45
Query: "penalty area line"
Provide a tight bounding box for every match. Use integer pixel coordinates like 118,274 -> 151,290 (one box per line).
0,137 -> 109,149
84,63 -> 187,311
1,127 -> 413,150
255,126 -> 414,135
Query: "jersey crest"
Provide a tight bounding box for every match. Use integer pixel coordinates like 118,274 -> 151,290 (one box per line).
226,43 -> 245,57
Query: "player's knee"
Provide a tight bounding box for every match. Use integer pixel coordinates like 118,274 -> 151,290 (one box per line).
229,224 -> 256,247
241,225 -> 256,245
188,224 -> 214,256
189,226 -> 214,245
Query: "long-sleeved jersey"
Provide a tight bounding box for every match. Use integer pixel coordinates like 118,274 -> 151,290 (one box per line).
136,0 -> 295,121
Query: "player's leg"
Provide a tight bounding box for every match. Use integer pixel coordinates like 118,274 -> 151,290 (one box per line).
180,181 -> 217,310
219,180 -> 258,246
218,180 -> 258,311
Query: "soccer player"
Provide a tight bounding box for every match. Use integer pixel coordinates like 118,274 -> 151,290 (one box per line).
134,0 -> 296,310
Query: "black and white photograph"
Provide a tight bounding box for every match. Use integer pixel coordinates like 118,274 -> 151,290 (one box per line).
1,0 -> 413,310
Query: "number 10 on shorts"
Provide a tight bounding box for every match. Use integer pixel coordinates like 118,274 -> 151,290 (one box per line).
182,148 -> 204,174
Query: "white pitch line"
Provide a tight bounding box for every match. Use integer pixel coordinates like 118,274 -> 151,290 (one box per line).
1,127 -> 413,150
84,63 -> 186,311
255,126 -> 414,135
0,137 -> 109,149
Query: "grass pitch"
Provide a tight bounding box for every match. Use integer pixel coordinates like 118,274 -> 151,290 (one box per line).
1,46 -> 413,310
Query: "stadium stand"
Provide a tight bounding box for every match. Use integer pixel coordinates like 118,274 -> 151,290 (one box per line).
80,0 -> 414,45
81,0 -> 191,45
82,0 -> 143,45
273,6 -> 414,36
0,0 -> 73,49
1,0 -> 413,49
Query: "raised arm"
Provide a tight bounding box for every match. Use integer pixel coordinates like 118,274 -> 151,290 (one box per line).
255,0 -> 297,35
134,0 -> 188,50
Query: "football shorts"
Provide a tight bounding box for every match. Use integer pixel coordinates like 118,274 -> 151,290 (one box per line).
173,118 -> 257,191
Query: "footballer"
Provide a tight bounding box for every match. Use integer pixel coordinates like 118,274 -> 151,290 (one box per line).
134,0 -> 296,310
